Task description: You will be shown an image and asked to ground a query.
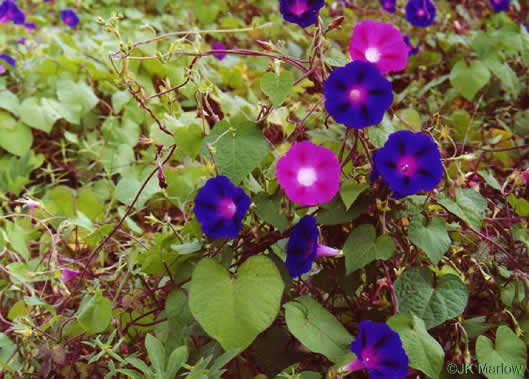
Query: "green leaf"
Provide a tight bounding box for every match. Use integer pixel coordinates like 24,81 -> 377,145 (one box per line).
5,222 -> 30,261
483,55 -> 520,98
201,121 -> 269,184
437,188 -> 487,231
394,267 -> 468,329
76,189 -> 104,221
0,91 -> 19,115
450,60 -> 490,100
145,334 -> 166,374
315,196 -> 365,225
343,224 -> 395,275
283,296 -> 352,363
339,182 -> 369,210
189,256 -> 284,351
173,123 -> 204,159
165,346 -> 188,378
479,170 -> 502,191
19,98 -> 62,133
253,193 -> 288,232
0,112 -> 33,156
387,314 -> 444,379
56,79 -> 99,124
507,195 -> 529,217
260,71 -> 295,108
476,326 -> 527,379
111,90 -> 131,113
77,290 -> 112,334
408,215 -> 451,266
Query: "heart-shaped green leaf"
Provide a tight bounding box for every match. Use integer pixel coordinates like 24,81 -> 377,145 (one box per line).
201,120 -> 269,185
260,71 -> 294,108
284,296 -> 352,363
408,215 -> 451,266
437,188 -> 487,231
476,326 -> 527,379
343,224 -> 395,275
394,267 -> 468,329
450,60 -> 490,101
387,315 -> 444,379
189,256 -> 284,351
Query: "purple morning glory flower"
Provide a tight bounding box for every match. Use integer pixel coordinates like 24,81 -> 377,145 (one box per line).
193,176 -> 251,238
0,0 -> 26,25
342,320 -> 408,379
286,215 -> 341,277
379,0 -> 396,13
0,53 -> 16,74
24,22 -> 37,31
403,35 -> 420,56
372,130 -> 443,199
405,0 -> 436,27
324,61 -> 393,129
212,43 -> 227,60
489,0 -> 509,12
278,0 -> 325,28
61,9 -> 79,28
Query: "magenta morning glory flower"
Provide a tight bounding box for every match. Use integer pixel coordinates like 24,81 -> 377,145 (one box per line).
348,19 -> 408,75
286,215 -> 341,277
0,0 -> 26,25
62,268 -> 81,282
324,61 -> 393,129
341,320 -> 408,379
212,43 -> 227,60
405,0 -> 436,27
278,0 -> 325,28
372,130 -> 443,199
193,176 -> 251,238
61,9 -> 79,28
489,0 -> 509,12
276,141 -> 341,206
0,53 -> 16,74
403,35 -> 420,56
379,0 -> 396,13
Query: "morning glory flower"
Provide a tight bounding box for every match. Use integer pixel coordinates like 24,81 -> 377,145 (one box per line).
379,0 -> 396,13
61,9 -> 79,28
24,22 -> 37,31
193,176 -> 251,238
0,0 -> 26,25
349,19 -> 408,74
324,61 -> 393,129
276,141 -> 341,206
403,35 -> 420,56
0,53 -> 16,74
212,43 -> 227,60
278,0 -> 325,28
372,130 -> 443,199
489,0 -> 509,12
62,268 -> 81,282
341,320 -> 408,379
286,215 -> 342,277
405,0 -> 436,27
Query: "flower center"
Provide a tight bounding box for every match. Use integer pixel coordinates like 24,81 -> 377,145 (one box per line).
218,198 -> 237,218
348,86 -> 366,104
397,156 -> 418,176
291,0 -> 308,16
364,47 -> 381,63
416,8 -> 425,16
361,348 -> 378,368
384,1 -> 392,8
297,167 -> 317,186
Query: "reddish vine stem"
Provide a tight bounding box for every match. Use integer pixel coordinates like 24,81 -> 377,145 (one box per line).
71,145 -> 177,295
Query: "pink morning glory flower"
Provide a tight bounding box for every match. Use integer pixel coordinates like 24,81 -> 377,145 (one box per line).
276,141 -> 341,206
62,268 -> 81,282
349,19 -> 408,75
